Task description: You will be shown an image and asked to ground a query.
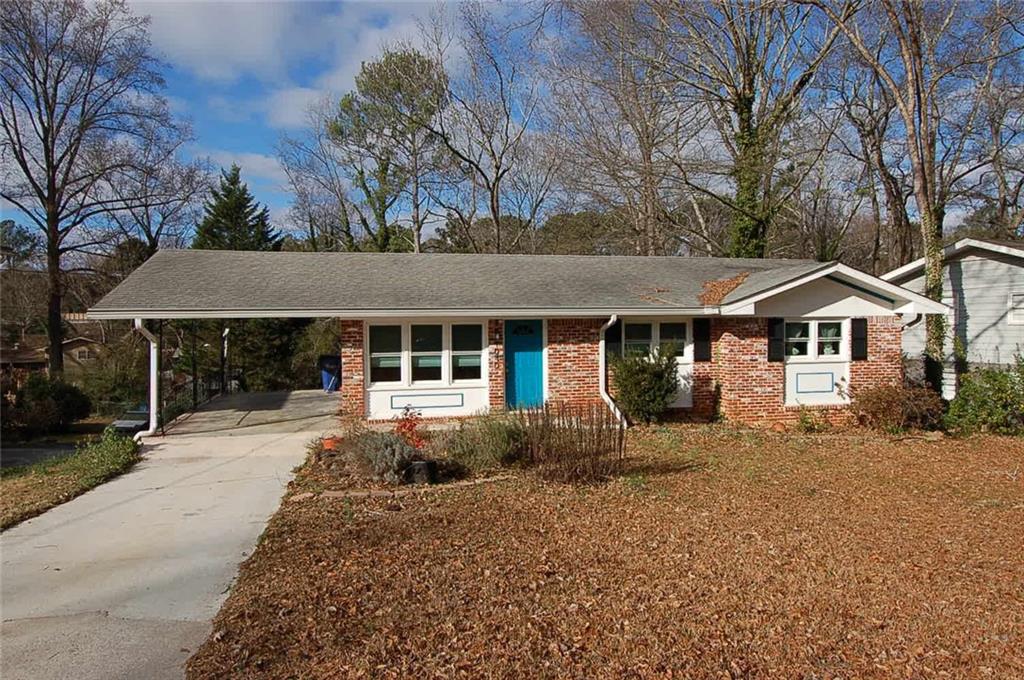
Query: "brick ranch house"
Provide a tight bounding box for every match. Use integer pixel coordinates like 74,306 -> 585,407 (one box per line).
88,250 -> 947,432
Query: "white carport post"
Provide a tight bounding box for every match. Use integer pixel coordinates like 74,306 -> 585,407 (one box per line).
133,318 -> 160,442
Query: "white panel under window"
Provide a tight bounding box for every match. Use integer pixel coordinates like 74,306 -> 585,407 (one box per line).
785,362 -> 850,406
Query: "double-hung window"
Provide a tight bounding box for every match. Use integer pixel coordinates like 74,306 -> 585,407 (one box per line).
609,321 -> 689,359
367,322 -> 486,386
659,322 -> 687,357
369,325 -> 402,383
624,323 -> 653,356
785,320 -> 845,360
411,324 -> 443,382
451,324 -> 483,381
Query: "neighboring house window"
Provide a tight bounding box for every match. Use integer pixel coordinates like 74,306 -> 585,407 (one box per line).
785,320 -> 847,361
411,324 -> 443,383
369,325 -> 402,383
1010,292 -> 1024,325
451,324 -> 483,381
368,322 -> 486,386
75,348 -> 95,360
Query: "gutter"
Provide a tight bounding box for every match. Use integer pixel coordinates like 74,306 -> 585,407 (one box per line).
598,314 -> 626,427
133,319 -> 160,442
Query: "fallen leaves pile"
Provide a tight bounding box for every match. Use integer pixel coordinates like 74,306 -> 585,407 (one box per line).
187,427 -> 1024,679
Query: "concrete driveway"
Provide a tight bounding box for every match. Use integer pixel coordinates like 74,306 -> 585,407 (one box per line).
1,390 -> 337,680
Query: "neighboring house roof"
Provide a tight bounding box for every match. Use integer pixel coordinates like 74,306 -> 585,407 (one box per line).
88,249 -> 946,319
881,238 -> 1024,282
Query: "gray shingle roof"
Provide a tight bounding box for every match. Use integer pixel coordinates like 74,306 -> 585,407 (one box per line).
89,250 -> 830,318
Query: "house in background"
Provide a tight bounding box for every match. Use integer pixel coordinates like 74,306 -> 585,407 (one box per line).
0,335 -> 106,387
882,238 -> 1024,399
89,250 -> 946,427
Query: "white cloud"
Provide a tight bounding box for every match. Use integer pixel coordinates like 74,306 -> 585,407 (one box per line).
261,86 -> 326,129
138,1 -> 309,82
202,149 -> 289,186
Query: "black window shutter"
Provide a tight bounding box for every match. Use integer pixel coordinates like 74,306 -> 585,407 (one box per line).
851,318 -> 868,361
767,318 -> 785,362
693,318 -> 712,361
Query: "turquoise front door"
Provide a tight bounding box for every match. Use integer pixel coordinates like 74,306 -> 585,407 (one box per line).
505,320 -> 543,409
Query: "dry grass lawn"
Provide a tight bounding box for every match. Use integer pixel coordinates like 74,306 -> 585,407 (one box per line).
187,426 -> 1024,679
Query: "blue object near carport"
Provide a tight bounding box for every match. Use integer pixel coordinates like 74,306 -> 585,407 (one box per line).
319,355 -> 341,392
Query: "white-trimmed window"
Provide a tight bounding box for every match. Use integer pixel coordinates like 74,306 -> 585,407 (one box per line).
368,325 -> 402,383
624,323 -> 653,356
609,320 -> 691,360
451,324 -> 484,381
1009,292 -> 1024,325
367,321 -> 486,387
785,319 -> 847,361
411,324 -> 443,383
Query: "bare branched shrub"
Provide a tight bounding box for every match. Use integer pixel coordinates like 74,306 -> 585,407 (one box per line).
517,403 -> 625,484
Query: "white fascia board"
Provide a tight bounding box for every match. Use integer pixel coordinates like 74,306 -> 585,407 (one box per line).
881,238 -> 1024,282
719,263 -> 840,314
86,306 -> 715,321
719,262 -> 950,316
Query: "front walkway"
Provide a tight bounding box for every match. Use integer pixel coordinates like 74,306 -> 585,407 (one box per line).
0,390 -> 337,680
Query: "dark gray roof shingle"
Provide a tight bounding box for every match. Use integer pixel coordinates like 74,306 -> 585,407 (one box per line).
89,250 -> 829,317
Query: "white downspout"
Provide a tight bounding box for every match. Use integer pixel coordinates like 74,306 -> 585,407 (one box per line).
133,318 -> 159,442
599,314 -> 626,426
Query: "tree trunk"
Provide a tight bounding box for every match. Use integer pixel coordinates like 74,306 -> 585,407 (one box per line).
729,97 -> 767,258
45,209 -> 64,376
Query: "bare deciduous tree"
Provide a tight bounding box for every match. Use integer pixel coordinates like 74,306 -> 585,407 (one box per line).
1,0 -> 176,374
806,0 -> 1023,368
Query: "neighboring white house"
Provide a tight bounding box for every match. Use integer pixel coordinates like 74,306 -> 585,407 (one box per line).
882,238 -> 1024,399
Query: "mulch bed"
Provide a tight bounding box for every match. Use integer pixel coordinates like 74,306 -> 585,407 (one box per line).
187,426 -> 1024,679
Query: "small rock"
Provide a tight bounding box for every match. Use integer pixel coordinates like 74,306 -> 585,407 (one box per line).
290,492 -> 315,502
769,421 -> 787,433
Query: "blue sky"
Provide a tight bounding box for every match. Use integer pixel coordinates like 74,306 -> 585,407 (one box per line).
140,0 -> 436,225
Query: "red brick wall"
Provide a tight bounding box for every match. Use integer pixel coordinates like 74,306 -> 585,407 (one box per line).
488,320 -> 505,410
546,318 -> 604,406
696,316 -> 903,426
339,320 -> 365,420
848,316 -> 904,390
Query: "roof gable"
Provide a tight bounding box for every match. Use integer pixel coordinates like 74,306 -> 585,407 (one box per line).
881,238 -> 1024,282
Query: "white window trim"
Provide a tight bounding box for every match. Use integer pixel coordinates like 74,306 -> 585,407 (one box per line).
450,323 -> 486,385
614,318 -> 694,363
365,319 -> 488,391
367,324 -> 403,386
783,318 -> 850,363
1009,291 -> 1024,326
410,323 -> 445,386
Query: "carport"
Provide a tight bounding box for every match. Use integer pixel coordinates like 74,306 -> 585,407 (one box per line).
87,251 -> 358,439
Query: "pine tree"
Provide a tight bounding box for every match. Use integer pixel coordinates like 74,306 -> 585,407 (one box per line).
193,165 -> 280,251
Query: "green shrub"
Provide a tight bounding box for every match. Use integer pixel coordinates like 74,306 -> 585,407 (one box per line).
9,374 -> 92,435
853,383 -> 945,433
341,429 -> 418,484
796,407 -> 830,433
945,358 -> 1024,435
437,412 -> 525,472
610,348 -> 680,424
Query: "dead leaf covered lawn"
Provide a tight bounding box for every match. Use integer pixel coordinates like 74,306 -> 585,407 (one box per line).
187,427 -> 1024,679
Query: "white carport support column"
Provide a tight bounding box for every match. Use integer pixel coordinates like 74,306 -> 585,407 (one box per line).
133,318 -> 160,442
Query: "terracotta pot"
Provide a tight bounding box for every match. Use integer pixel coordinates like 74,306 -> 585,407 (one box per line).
321,436 -> 340,451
